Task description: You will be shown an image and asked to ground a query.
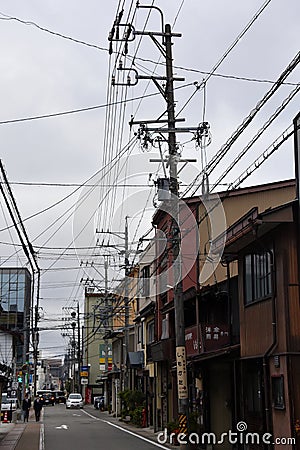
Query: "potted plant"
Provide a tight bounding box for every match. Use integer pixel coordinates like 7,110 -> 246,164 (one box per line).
167,421 -> 180,446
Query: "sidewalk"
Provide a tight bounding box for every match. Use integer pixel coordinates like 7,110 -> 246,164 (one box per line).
0,409 -> 41,450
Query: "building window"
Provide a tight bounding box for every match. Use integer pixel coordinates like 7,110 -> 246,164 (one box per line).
141,265 -> 150,297
272,375 -> 285,410
161,314 -> 169,339
137,324 -> 144,347
147,320 -> 155,344
244,250 -> 273,304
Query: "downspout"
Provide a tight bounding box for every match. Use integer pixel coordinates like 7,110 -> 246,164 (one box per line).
154,361 -> 157,432
250,222 -> 277,444
283,246 -> 296,448
226,260 -> 237,428
226,261 -> 232,346
262,248 -> 277,444
196,204 -> 200,352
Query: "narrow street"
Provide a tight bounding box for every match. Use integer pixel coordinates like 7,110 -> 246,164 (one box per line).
43,405 -> 168,450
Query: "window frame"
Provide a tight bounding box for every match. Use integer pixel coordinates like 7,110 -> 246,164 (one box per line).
272,375 -> 285,410
244,248 -> 273,305
147,320 -> 155,344
141,265 -> 150,297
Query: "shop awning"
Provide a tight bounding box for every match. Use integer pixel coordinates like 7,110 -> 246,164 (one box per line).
127,351 -> 144,368
191,344 -> 240,363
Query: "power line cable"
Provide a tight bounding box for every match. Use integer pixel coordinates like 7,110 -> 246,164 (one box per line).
210,84 -> 300,192
175,0 -> 274,117
0,12 -> 108,52
182,51 -> 300,198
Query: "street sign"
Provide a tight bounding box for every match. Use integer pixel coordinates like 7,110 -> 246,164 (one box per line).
176,346 -> 188,399
81,378 -> 88,385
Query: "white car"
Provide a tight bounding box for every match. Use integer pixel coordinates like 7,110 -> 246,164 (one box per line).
66,393 -> 84,409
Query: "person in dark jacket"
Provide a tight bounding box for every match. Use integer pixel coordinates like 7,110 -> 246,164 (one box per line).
33,396 -> 43,422
22,393 -> 31,422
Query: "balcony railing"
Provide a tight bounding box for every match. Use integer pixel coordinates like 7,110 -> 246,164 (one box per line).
149,338 -> 176,362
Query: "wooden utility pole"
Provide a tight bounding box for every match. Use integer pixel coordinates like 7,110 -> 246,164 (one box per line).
107,5 -> 201,434
96,220 -> 130,389
164,22 -> 188,431
124,216 -> 130,389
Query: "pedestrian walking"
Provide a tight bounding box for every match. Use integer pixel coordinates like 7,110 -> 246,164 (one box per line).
33,396 -> 43,422
22,393 -> 31,422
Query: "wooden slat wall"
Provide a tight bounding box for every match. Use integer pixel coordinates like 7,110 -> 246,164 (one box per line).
240,296 -> 273,357
239,221 -> 300,357
279,223 -> 300,352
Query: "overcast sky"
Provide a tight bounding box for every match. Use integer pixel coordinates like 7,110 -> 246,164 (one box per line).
0,0 -> 299,359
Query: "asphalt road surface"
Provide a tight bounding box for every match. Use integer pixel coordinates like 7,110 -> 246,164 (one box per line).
43,404 -> 168,450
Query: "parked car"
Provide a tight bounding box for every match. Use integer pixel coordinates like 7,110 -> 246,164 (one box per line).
53,390 -> 66,404
66,393 -> 84,409
94,396 -> 104,410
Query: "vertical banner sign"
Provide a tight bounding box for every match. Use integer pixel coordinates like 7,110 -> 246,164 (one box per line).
176,346 -> 188,399
99,344 -> 106,372
107,343 -> 113,371
99,343 -> 113,371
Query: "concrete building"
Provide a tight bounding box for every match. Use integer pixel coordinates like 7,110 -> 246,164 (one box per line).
0,268 -> 31,394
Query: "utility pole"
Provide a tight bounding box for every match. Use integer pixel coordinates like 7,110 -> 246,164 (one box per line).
108,5 -> 197,435
71,321 -> 76,392
165,22 -> 188,425
104,259 -> 109,373
77,303 -> 81,394
71,307 -> 81,393
124,216 -> 129,389
104,259 -> 109,405
33,304 -> 40,396
95,218 -> 130,390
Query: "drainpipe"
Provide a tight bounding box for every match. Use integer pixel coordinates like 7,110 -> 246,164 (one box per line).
226,261 -> 232,346
225,259 -> 237,429
249,221 -> 277,441
283,248 -> 296,448
196,204 -> 201,353
154,362 -> 157,432
262,249 -> 277,444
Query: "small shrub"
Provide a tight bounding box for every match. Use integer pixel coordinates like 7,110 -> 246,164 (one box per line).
118,389 -> 145,414
166,420 -> 180,435
132,406 -> 144,427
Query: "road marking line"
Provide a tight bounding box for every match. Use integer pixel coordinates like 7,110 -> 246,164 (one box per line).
82,410 -> 101,420
39,423 -> 45,450
103,421 -> 170,450
55,425 -> 68,429
81,410 -> 169,449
